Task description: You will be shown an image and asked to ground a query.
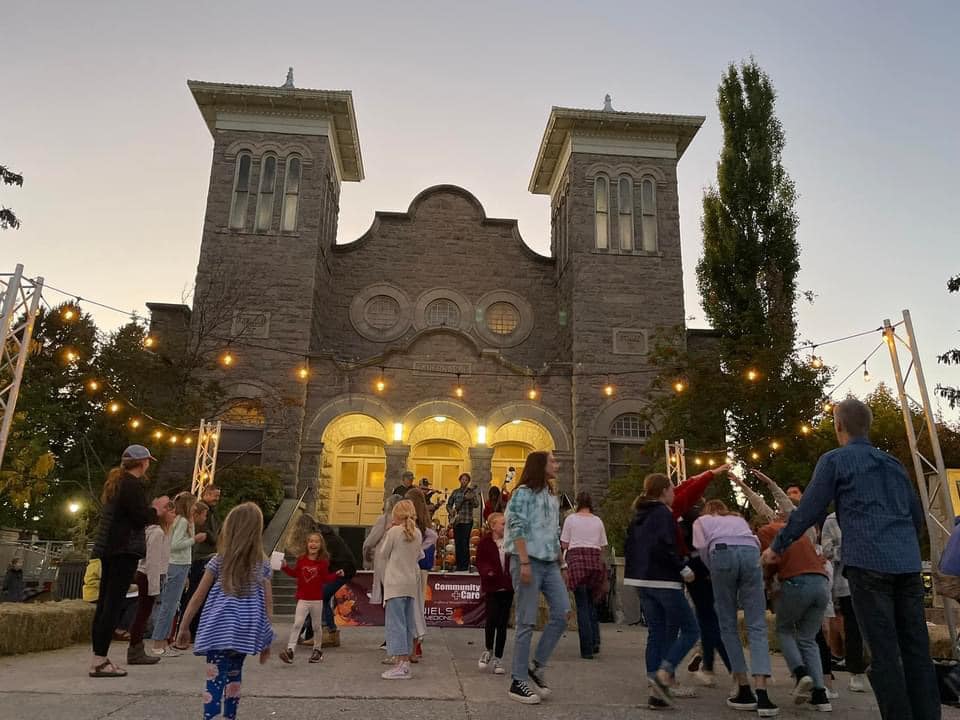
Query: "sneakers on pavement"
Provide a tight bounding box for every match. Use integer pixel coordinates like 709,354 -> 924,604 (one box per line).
756,690 -> 780,717
381,661 -> 412,680
726,685 -> 758,711
792,672 -> 814,703
848,674 -> 869,693
694,669 -> 718,687
810,688 -> 832,712
508,679 -> 541,704
492,658 -> 505,675
478,650 -> 491,670
649,674 -> 675,706
647,696 -> 671,710
528,662 -> 551,698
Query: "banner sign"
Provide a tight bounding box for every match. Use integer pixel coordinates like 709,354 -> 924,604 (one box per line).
332,571 -> 485,628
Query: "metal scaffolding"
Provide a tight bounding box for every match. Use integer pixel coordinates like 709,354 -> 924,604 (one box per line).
191,419 -> 222,496
883,309 -> 955,646
665,439 -> 687,486
0,265 -> 43,471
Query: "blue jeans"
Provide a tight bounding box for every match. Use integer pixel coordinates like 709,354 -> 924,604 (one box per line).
637,586 -> 700,677
509,556 -> 570,683
384,596 -> 418,658
454,523 -> 472,570
775,573 -> 828,689
573,585 -> 600,657
150,563 -> 190,642
322,577 -> 349,631
710,544 -> 771,677
847,567 -> 941,720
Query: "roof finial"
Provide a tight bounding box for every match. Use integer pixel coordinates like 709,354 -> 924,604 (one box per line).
282,67 -> 295,89
603,94 -> 614,111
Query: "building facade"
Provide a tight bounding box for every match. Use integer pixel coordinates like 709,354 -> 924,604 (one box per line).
150,75 -> 705,528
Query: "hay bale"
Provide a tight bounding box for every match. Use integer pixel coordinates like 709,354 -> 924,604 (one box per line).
928,623 -> 954,658
0,600 -> 94,655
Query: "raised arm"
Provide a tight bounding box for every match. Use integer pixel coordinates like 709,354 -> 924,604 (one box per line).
770,453 -> 837,557
732,473 -> 777,522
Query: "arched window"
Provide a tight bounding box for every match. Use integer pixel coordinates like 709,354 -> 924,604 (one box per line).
254,155 -> 277,232
281,155 -> 302,232
425,298 -> 461,327
594,176 -> 609,250
609,412 -> 652,480
618,176 -> 634,251
641,178 -> 658,252
229,152 -> 252,230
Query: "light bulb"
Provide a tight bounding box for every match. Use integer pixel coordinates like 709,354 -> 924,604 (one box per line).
184,437 -> 193,445
108,401 -> 121,413
297,366 -> 309,380
800,424 -> 811,435
770,440 -> 781,451
153,430 -> 163,439
751,451 -> 760,461
708,458 -> 716,467
62,307 -> 76,321
169,435 -> 178,444
863,367 -> 872,383
694,458 -> 702,466
143,336 -> 156,349
87,380 -> 100,392
603,384 -> 615,397
823,401 -> 833,412
220,351 -> 234,367
130,418 -> 141,429
811,356 -> 823,369
375,378 -> 386,393
746,369 -> 759,381
527,387 -> 538,401
454,385 -> 464,398
673,380 -> 686,393
65,350 -> 79,363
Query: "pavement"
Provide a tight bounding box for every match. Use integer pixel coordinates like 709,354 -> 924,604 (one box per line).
0,623 -> 955,719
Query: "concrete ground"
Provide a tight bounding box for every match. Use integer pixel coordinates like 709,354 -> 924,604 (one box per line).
0,623 -> 955,719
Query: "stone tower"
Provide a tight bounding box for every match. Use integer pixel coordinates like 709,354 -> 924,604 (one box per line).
529,101 -> 704,496
186,73 -> 363,491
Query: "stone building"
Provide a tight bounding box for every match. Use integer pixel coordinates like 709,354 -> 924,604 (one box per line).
149,73 -> 706,528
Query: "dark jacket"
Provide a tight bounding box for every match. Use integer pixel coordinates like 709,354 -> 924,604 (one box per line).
193,504 -> 222,561
317,523 -> 358,580
92,473 -> 151,559
624,500 -> 685,588
475,535 -> 512,594
2,567 -> 25,602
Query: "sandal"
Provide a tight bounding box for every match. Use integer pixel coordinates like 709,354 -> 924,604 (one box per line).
89,659 -> 127,678
309,649 -> 323,663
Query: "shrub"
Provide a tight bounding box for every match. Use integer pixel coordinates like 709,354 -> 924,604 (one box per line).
215,466 -> 284,525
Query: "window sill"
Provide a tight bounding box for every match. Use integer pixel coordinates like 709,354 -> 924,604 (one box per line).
591,249 -> 663,258
216,228 -> 302,239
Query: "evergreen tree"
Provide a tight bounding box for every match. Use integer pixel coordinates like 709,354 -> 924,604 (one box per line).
1,164 -> 23,230
937,272 -> 960,408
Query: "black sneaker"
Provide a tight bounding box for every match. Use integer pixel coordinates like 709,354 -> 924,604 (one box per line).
726,685 -> 758,711
831,656 -> 847,672
810,688 -> 832,712
528,662 -> 551,698
647,696 -> 671,710
756,690 -> 780,717
508,679 -> 541,705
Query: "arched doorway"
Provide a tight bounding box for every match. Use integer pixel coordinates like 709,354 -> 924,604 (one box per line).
489,419 -> 555,488
407,416 -> 471,525
322,414 -> 388,526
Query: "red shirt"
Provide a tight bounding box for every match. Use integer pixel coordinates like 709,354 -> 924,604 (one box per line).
282,555 -> 339,601
671,470 -> 715,556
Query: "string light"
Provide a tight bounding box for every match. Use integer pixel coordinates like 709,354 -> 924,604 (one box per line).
603,377 -> 615,397
862,362 -> 872,383
61,306 -> 77,322
153,429 -> 163,440
751,451 -> 760,460
64,349 -> 79,364
746,369 -> 760,382
143,336 -> 157,349
86,380 -> 100,392
169,435 -> 179,444
129,418 -> 141,429
184,436 -> 193,445
527,385 -> 539,401
708,458 -> 716,467
673,379 -> 686,393
107,401 -> 121,414
823,400 -> 833,412
296,360 -> 310,381
454,374 -> 464,399
800,424 -> 811,435
220,348 -> 235,367
375,368 -> 386,393
770,440 -> 781,451
694,457 -> 702,466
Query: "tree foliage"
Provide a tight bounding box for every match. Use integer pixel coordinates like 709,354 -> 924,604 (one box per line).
1,164 -> 23,230
937,273 -> 960,409
215,465 -> 284,526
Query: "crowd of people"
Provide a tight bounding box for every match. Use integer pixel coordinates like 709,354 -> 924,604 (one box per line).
78,396 -> 948,720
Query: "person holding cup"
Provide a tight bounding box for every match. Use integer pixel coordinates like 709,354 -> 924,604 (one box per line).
624,473 -> 701,710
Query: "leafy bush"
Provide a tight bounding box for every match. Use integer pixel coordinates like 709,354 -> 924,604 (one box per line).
600,466 -> 646,555
215,466 -> 284,526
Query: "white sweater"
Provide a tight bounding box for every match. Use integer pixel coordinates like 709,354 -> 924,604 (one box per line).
376,525 -> 423,603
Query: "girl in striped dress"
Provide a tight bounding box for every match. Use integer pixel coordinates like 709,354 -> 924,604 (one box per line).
177,502 -> 274,720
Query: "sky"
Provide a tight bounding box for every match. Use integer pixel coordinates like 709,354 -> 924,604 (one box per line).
3,1 -> 959,421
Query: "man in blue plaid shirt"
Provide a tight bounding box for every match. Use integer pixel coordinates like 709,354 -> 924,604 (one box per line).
761,398 -> 939,720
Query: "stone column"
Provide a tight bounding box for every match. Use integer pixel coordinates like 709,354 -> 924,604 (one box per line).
384,445 -> 411,502
298,442 -> 323,515
553,450 -> 575,498
468,447 -> 495,495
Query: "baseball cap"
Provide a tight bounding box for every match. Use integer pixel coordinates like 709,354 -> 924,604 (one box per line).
121,444 -> 158,462
419,477 -> 431,487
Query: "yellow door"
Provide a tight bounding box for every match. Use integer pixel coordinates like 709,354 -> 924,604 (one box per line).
360,461 -> 386,525
331,459 -> 361,525
411,441 -> 466,528
492,442 -> 533,490
332,440 -> 386,526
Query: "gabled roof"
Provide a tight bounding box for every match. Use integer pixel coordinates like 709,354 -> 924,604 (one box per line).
187,80 -> 364,182
529,106 -> 704,194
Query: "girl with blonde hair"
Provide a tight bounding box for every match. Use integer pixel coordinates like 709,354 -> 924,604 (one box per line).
405,487 -> 437,661
376,499 -> 423,680
177,502 -> 274,720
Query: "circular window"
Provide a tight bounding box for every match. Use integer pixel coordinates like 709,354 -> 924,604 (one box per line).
364,295 -> 400,330
425,299 -> 461,328
486,302 -> 520,336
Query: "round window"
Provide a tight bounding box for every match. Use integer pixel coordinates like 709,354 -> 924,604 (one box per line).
425,299 -> 461,327
486,302 -> 520,336
364,295 -> 400,330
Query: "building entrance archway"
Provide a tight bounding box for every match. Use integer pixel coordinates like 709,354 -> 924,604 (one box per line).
489,419 -> 554,489
322,414 -> 388,526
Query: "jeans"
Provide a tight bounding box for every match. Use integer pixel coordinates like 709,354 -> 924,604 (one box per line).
573,585 -> 600,657
710,544 -> 771,677
509,556 -> 569,683
837,594 -> 866,674
183,557 -> 211,637
454,523 -> 472,571
384,596 -> 418,658
847,566 -> 941,720
637,586 -> 700,677
686,557 -> 731,673
485,590 -> 514,658
151,563 -> 190,642
91,554 -> 139,657
204,650 -> 244,720
775,573 -> 828,689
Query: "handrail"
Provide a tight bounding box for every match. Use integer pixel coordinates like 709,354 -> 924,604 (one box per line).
268,486 -> 311,555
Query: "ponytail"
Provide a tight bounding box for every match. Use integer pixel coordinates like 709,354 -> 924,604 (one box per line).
391,499 -> 418,542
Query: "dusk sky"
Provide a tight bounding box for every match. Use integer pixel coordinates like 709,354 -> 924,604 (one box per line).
4,1 -> 958,420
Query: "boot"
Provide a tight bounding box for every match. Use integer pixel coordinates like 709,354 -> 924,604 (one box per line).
127,642 -> 160,665
321,628 -> 340,648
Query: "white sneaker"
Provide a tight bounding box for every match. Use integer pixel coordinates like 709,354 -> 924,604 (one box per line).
826,687 -> 839,699
694,669 -> 717,687
848,674 -> 869,693
381,661 -> 412,680
478,650 -> 491,670
492,658 -> 505,675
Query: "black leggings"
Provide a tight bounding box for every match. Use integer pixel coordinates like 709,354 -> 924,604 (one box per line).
816,628 -> 833,679
485,590 -> 514,658
91,554 -> 139,657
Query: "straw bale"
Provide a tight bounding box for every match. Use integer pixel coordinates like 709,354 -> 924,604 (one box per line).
0,600 -> 94,655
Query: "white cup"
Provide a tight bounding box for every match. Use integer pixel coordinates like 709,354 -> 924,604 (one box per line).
270,551 -> 284,571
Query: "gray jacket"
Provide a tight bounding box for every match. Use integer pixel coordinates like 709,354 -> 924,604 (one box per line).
821,512 -> 850,598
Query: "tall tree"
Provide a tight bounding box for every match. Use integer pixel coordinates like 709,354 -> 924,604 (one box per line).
937,273 -> 960,409
1,164 -> 23,229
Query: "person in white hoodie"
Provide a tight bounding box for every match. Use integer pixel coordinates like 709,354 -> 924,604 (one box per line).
127,496 -> 174,665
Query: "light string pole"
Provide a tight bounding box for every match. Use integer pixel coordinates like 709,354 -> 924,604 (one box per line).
191,419 -> 222,496
664,439 -> 687,486
0,265 -> 43,470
